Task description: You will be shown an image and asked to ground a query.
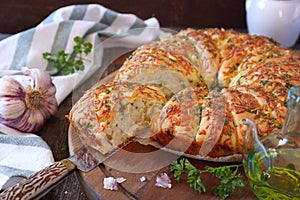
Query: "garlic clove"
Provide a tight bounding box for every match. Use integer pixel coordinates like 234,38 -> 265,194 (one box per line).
0,76 -> 26,97
0,98 -> 25,119
26,68 -> 52,90
0,77 -> 26,120
17,109 -> 45,133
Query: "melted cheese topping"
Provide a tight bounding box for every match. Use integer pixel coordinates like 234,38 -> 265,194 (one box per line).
70,28 -> 300,157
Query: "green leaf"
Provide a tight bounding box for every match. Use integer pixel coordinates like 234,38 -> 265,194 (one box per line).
83,42 -> 93,54
187,173 -> 205,193
74,36 -> 84,45
73,45 -> 82,54
74,59 -> 84,71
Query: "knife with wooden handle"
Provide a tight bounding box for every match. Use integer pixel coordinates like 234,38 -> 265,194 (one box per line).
0,145 -> 119,200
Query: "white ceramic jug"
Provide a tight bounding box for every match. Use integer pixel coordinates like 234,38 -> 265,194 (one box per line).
246,0 -> 300,47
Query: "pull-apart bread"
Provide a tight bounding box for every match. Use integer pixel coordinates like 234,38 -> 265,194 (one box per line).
69,28 -> 300,159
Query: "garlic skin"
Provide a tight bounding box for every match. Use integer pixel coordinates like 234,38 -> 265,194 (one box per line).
155,173 -> 172,188
0,68 -> 58,132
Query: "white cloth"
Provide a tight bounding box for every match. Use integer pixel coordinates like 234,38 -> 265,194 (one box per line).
0,4 -> 161,190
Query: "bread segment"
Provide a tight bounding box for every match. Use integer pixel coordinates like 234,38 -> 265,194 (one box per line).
178,28 -> 221,88
150,86 -> 208,154
114,36 -> 206,98
69,82 -> 166,154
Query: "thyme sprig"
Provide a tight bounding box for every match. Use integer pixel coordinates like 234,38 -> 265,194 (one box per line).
170,158 -> 244,199
43,36 -> 93,75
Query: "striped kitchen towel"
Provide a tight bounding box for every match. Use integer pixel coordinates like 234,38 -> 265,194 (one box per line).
0,4 -> 162,190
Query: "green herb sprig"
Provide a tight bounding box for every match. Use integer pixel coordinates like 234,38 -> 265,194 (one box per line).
170,158 -> 244,199
43,36 -> 93,75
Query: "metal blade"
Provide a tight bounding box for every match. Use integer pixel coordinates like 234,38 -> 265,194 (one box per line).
68,146 -> 121,172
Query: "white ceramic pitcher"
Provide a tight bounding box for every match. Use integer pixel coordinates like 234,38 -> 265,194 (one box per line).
246,0 -> 300,47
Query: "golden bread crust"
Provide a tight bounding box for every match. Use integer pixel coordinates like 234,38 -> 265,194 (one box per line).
69,28 -> 300,158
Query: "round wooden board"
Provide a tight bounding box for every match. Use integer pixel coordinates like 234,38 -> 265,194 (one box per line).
66,48 -> 300,200
68,71 -> 256,200
68,121 -> 256,200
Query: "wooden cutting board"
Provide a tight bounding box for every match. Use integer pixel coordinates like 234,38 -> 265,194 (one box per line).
68,48 -> 300,199
68,71 -> 257,200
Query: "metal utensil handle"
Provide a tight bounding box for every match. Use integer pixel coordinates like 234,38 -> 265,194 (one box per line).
0,159 -> 76,200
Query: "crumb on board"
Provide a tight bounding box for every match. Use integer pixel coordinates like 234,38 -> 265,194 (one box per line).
140,176 -> 146,182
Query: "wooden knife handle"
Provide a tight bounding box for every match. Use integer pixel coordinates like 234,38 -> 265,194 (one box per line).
0,159 -> 76,200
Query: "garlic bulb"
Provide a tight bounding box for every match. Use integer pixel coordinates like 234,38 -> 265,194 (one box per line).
0,68 -> 58,132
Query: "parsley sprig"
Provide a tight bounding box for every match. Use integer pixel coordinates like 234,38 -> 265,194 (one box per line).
43,36 -> 93,75
170,158 -> 244,199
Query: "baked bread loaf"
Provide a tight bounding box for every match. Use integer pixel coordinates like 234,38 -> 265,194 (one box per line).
69,28 -> 300,158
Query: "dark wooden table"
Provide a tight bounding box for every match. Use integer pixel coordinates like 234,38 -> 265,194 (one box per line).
0,36 -> 299,200
0,1 -> 299,199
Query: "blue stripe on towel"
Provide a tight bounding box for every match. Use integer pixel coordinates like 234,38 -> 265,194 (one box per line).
99,8 -> 118,25
10,29 -> 35,70
84,23 -> 109,37
69,5 -> 88,20
0,165 -> 35,178
51,21 -> 75,53
45,21 -> 74,72
130,18 -> 147,32
128,18 -> 147,35
0,134 -> 50,149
